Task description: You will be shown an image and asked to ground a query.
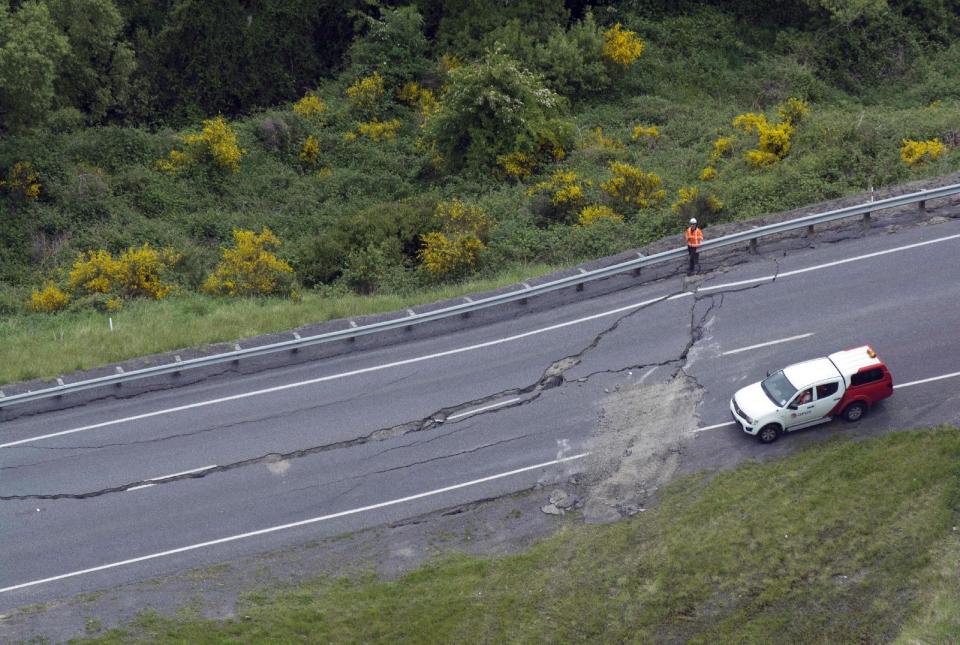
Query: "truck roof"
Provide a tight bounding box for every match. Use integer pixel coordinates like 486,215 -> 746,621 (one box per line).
783,357 -> 841,388
828,345 -> 884,378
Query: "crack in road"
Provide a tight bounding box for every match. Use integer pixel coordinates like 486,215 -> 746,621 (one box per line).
0,264 -> 782,502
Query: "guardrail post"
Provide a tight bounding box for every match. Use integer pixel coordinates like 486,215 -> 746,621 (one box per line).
806,224 -> 815,237
919,200 -> 926,212
749,238 -> 758,254
861,212 -> 871,229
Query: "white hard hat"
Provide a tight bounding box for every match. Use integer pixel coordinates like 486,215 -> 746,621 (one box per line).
689,218 -> 697,225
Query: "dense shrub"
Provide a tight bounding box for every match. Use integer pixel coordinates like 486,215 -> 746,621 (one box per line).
156,116 -> 243,174
68,243 -> 180,301
348,6 -> 429,87
600,162 -> 666,209
203,227 -> 296,298
418,200 -> 493,279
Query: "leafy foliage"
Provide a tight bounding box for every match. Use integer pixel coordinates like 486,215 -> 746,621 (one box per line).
156,116 -> 243,174
900,138 -> 945,166
601,161 -> 666,209
67,243 -> 180,304
418,200 -> 493,278
420,50 -> 572,174
203,227 -> 296,298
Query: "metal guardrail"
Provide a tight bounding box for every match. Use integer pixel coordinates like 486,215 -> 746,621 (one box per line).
2,182 -> 959,409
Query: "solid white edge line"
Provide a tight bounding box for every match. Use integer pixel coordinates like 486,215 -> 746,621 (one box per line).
721,333 -> 814,356
124,484 -> 155,492
2,290 -> 683,449
446,399 -> 522,421
7,231 -> 960,451
0,452 -> 590,595
701,232 -> 960,292
894,371 -> 960,389
148,464 -> 217,481
690,421 -> 737,434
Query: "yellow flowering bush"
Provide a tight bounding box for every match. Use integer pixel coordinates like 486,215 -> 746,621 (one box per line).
345,72 -> 385,112
671,187 -> 723,214
354,119 -> 403,142
578,205 -> 623,226
156,116 -> 243,174
398,81 -> 439,120
602,23 -> 645,66
203,227 -> 296,297
31,284 -> 70,313
700,166 -> 717,181
68,244 -> 180,300
1,161 -> 42,201
733,112 -> 795,167
900,139 -> 946,166
777,97 -> 810,125
497,151 -> 538,180
601,161 -> 666,208
580,126 -> 624,151
711,136 -> 734,160
438,53 -> 462,76
299,136 -> 321,166
418,200 -> 493,278
631,125 -> 660,141
527,169 -> 589,208
293,94 -> 327,118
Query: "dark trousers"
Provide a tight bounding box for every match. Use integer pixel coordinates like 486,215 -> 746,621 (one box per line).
687,246 -> 699,274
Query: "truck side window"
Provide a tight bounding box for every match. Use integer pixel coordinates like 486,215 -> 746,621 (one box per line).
850,368 -> 883,387
816,382 -> 839,398
792,389 -> 812,407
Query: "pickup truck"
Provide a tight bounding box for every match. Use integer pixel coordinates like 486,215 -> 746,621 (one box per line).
730,345 -> 894,443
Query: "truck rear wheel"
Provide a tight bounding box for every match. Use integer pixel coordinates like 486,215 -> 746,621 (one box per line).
843,402 -> 867,422
757,424 -> 780,444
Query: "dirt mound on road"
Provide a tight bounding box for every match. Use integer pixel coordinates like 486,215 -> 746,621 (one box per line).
581,375 -> 700,523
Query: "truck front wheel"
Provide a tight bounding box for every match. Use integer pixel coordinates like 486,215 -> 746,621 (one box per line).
843,402 -> 867,422
757,424 -> 781,444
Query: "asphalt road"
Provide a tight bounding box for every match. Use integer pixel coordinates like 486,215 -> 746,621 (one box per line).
2,215 -> 960,612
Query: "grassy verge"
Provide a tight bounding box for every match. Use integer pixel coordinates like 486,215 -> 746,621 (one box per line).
83,427 -> 960,643
0,263 -> 559,385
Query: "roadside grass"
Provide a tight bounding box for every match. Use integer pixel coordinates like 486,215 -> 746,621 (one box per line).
83,427 -> 960,644
0,263 -> 559,385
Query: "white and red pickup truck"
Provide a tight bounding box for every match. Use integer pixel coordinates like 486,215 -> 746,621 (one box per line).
730,345 -> 894,443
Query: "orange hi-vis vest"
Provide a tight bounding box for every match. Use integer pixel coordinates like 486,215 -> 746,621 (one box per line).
685,226 -> 703,247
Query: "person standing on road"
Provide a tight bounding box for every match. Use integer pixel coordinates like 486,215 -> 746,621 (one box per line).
684,217 -> 703,275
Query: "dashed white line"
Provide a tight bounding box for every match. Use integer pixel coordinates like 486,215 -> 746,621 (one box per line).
721,333 -> 814,356
125,465 -> 217,492
689,421 -> 736,434
894,371 -> 960,389
125,484 -> 155,492
446,399 -> 521,421
0,452 -> 589,594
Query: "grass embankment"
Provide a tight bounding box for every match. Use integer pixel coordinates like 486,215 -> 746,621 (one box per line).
85,427 -> 960,643
0,264 -> 558,385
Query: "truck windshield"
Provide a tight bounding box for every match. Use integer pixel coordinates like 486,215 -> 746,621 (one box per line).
761,371 -> 797,408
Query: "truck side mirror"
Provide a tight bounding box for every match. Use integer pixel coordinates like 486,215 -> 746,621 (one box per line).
766,370 -> 771,377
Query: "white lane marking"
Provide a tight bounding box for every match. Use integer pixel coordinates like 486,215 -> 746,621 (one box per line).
149,465 -> 217,481
637,366 -> 659,384
125,484 -> 155,492
721,333 -> 814,356
699,232 -> 960,292
0,452 -> 589,594
1,292 -> 683,449
446,399 -> 521,421
689,421 -> 736,434
894,371 -> 960,389
7,231 -> 960,451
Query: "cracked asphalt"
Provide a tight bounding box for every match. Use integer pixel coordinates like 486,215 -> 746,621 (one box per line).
3,206 -> 960,638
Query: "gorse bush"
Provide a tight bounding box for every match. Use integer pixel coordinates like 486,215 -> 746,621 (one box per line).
292,94 -> 326,118
497,151 -> 538,180
418,200 -> 493,279
348,119 -> 403,142
203,227 -> 296,298
156,116 -> 243,174
65,244 -> 181,307
601,161 -> 666,209
578,204 -> 623,226
1,161 -> 41,201
31,283 -> 70,312
732,98 -> 809,168
900,139 -> 946,166
601,22 -> 645,67
299,136 -> 321,166
345,72 -> 386,114
671,187 -> 724,223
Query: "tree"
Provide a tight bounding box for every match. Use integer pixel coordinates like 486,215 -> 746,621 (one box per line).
420,50 -> 572,174
348,5 -> 430,88
0,2 -> 69,132
47,0 -> 135,123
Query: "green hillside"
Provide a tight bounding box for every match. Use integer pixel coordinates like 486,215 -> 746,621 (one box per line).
2,1 -> 960,381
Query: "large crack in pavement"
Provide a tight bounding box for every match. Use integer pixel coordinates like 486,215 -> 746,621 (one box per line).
1,266 -> 782,503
